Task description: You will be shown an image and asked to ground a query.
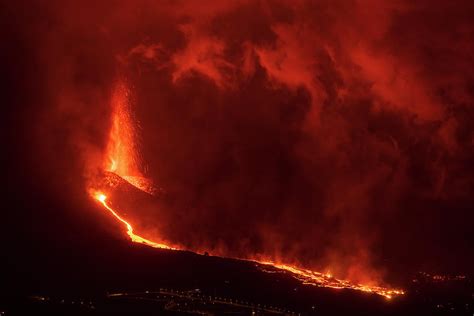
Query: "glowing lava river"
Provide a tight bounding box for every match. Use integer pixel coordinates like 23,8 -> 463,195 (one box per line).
93,192 -> 174,250
87,80 -> 404,300
90,187 -> 403,299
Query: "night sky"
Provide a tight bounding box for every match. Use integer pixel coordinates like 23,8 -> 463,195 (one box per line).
2,0 -> 474,295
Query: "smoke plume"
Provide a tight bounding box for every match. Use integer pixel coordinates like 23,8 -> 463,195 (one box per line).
6,0 -> 474,285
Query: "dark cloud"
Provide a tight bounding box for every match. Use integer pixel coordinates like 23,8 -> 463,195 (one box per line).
4,0 -> 474,286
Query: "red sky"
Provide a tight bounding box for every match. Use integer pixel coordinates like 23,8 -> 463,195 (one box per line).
3,0 -> 474,286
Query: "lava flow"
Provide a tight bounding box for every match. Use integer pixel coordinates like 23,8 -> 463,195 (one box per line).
87,79 -> 404,300
93,192 -> 173,250
90,188 -> 403,299
255,262 -> 404,299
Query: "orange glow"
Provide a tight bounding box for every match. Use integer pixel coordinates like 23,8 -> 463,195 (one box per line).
106,81 -> 138,175
92,191 -> 173,250
90,189 -> 404,299
254,261 -> 403,299
87,79 -> 404,300
103,81 -> 155,195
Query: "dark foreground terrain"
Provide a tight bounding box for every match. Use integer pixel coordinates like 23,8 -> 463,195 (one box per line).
1,175 -> 472,316
1,242 -> 472,316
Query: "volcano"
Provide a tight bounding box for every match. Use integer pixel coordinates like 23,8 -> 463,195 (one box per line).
2,1 -> 474,315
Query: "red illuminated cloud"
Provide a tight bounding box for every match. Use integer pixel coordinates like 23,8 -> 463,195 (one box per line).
18,0 -> 474,285
171,24 -> 236,89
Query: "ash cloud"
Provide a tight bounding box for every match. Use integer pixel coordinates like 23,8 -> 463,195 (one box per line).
6,0 -> 474,285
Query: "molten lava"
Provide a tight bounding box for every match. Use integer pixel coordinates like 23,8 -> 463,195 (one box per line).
93,192 -> 173,250
91,188 -> 403,299
103,81 -> 155,195
87,79 -> 404,300
256,262 -> 404,299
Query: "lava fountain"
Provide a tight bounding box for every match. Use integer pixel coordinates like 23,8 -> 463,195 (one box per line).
87,79 -> 404,299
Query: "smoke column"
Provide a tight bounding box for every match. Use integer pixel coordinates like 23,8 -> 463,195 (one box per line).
7,0 -> 474,290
